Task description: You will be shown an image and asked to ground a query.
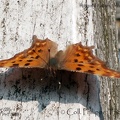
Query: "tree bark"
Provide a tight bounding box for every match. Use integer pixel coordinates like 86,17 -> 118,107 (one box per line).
93,0 -> 120,120
0,0 -> 118,120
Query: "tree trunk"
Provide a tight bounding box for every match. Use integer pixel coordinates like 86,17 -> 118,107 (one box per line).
93,1 -> 120,120
0,0 -> 119,120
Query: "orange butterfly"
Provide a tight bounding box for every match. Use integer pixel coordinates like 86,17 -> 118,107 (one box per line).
0,35 -> 120,78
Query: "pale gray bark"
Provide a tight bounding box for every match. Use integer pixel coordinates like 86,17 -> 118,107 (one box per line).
0,0 -> 118,120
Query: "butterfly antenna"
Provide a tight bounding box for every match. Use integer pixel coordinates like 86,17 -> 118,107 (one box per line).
48,48 -> 51,67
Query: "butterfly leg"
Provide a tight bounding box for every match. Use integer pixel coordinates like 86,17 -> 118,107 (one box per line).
58,81 -> 61,89
40,69 -> 52,81
40,75 -> 48,81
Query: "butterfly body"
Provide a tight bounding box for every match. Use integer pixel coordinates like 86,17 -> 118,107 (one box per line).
0,35 -> 120,78
48,57 -> 58,68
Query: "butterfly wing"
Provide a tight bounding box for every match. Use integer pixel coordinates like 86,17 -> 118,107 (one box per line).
59,42 -> 120,78
0,35 -> 58,68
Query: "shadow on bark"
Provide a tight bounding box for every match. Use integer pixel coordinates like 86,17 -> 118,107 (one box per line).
0,68 -> 104,119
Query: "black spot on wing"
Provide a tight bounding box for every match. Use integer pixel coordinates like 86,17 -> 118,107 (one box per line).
74,59 -> 78,62
19,60 -> 22,61
86,70 -> 94,73
12,64 -> 19,67
35,56 -> 40,59
76,53 -> 81,56
76,67 -> 81,70
24,63 -> 30,66
27,60 -> 33,62
32,50 -> 35,52
96,68 -> 100,71
48,49 -> 50,52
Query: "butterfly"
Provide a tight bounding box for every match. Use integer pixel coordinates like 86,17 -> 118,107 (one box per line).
0,35 -> 120,78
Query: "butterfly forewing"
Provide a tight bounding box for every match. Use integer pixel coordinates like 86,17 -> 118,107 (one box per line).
59,43 -> 120,78
0,35 -> 58,68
